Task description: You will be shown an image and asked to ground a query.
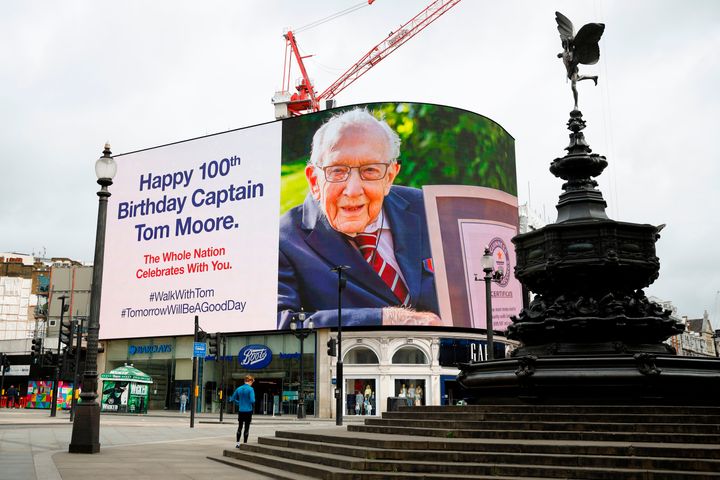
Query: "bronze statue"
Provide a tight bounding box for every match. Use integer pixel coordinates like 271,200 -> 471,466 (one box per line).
555,11 -> 605,111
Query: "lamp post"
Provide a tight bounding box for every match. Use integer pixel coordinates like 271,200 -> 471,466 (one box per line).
290,308 -> 313,419
330,265 -> 349,426
480,246 -> 503,361
69,143 -> 116,454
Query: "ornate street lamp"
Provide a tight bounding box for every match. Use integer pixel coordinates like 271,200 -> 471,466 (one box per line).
69,143 -> 116,453
480,246 -> 503,361
289,308 -> 313,419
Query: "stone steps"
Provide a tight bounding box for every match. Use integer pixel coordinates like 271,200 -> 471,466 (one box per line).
220,444 -> 716,479
257,435 -> 720,472
351,423 -> 720,444
211,404 -> 720,479
384,411 -> 720,424
273,429 -> 720,459
412,405 -> 720,415
207,453 -> 319,480
363,417 -> 720,434
212,448 -> 546,480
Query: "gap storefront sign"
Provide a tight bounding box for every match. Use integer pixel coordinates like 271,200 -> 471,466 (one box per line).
128,343 -> 173,355
238,344 -> 272,370
438,338 -> 506,365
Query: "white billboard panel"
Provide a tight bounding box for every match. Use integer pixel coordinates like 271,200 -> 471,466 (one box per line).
100,122 -> 282,339
99,102 -> 519,339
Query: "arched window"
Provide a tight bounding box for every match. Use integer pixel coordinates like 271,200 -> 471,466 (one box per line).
344,346 -> 379,364
392,346 -> 428,364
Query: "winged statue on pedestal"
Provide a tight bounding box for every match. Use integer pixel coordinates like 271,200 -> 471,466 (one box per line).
556,11 -> 605,111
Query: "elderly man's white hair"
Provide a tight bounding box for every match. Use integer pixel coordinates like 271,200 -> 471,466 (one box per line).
309,108 -> 401,167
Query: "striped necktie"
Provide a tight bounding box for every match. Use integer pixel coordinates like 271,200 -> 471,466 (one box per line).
353,231 -> 410,305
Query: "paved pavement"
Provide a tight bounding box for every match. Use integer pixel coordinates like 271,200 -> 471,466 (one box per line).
0,407 -> 363,479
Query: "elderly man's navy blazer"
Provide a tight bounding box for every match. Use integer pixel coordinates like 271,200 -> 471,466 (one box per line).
278,185 -> 439,329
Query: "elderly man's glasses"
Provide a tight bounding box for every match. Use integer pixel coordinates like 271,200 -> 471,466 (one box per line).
320,163 -> 390,183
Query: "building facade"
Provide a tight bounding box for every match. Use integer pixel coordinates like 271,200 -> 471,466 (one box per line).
101,327 -> 511,417
5,254 -> 512,415
652,296 -> 719,358
0,253 -> 49,394
673,311 -> 718,357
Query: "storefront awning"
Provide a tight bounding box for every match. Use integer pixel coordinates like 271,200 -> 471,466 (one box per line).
100,364 -> 153,384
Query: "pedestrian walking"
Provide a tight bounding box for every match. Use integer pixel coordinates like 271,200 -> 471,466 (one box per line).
7,385 -> 17,409
229,375 -> 255,447
179,391 -> 188,413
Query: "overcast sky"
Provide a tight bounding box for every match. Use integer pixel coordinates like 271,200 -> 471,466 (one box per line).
1,0 -> 718,320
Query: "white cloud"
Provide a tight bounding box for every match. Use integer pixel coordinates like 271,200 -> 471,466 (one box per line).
1,0 -> 718,319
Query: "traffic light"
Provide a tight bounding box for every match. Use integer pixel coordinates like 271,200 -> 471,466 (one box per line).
1,353 -> 9,372
57,350 -> 65,373
327,337 -> 337,357
31,338 -> 43,363
43,350 -> 57,367
208,333 -> 218,356
62,347 -> 76,378
59,316 -> 73,348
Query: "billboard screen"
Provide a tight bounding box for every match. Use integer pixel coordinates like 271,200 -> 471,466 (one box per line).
99,102 -> 519,339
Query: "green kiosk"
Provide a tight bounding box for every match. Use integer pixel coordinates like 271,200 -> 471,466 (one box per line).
100,364 -> 153,414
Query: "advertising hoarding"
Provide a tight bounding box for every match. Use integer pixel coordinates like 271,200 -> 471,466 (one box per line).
99,102 -> 519,339
101,123 -> 282,338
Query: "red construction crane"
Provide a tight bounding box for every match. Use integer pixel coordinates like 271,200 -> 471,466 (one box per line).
272,0 -> 462,119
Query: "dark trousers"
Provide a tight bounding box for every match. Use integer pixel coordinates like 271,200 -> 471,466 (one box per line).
236,411 -> 252,443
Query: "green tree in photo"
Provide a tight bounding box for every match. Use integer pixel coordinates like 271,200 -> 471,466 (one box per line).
279,102 -> 517,214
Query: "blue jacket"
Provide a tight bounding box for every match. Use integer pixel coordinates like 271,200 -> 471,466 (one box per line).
278,186 -> 438,328
229,384 -> 255,412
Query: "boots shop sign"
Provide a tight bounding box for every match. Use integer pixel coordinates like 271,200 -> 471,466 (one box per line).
238,344 -> 272,370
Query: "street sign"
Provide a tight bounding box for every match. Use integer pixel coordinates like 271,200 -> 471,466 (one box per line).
3,365 -> 29,376
193,342 -> 206,358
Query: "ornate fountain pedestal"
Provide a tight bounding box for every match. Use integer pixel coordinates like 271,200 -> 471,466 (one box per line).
458,110 -> 720,405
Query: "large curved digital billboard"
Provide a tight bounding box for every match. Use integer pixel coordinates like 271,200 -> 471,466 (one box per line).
99,102 -> 520,339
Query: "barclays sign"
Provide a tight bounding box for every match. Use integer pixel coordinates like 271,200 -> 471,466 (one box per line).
238,344 -> 272,370
128,344 -> 172,355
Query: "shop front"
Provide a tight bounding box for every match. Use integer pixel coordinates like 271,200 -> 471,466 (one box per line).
104,331 -> 317,415
104,336 -> 188,411
338,336 -> 434,417
204,332 -> 317,416
103,329 -> 505,416
330,329 -> 513,417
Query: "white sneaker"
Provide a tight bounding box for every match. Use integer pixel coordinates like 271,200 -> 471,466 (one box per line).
235,443 -> 240,448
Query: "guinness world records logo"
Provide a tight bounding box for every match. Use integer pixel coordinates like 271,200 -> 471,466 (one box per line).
488,237 -> 511,287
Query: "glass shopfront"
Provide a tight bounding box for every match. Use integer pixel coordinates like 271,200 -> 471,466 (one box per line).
104,337 -> 180,411
394,378 -> 426,406
341,342 -> 431,415
346,378 -> 376,415
104,331 -> 317,415
200,332 -> 317,416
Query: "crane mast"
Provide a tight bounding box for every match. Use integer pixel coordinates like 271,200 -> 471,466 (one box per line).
272,0 -> 462,119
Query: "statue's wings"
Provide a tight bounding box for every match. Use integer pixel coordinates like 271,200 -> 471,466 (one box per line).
555,11 -> 574,41
574,23 -> 605,65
